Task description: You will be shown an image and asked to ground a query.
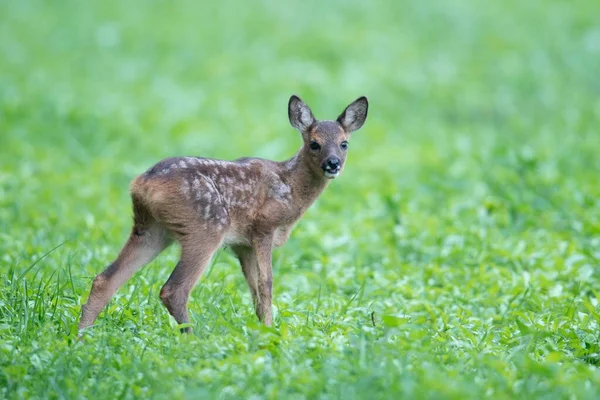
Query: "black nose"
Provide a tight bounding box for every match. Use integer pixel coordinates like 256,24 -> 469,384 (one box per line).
326,158 -> 341,171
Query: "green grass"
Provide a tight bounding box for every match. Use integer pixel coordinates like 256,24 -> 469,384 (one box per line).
1,0 -> 600,398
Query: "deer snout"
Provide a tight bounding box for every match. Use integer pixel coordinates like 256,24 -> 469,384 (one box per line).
322,157 -> 341,178
323,158 -> 341,171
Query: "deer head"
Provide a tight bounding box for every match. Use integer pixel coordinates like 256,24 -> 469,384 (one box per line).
288,95 -> 369,179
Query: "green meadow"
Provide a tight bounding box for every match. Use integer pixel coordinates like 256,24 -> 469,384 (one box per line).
1,0 -> 600,398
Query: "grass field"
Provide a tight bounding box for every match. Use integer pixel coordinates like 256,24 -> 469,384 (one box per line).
2,0 -> 600,398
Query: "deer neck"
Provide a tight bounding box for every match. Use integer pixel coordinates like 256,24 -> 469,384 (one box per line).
282,149 -> 329,213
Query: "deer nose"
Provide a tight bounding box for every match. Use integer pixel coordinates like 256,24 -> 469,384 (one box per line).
326,158 -> 341,171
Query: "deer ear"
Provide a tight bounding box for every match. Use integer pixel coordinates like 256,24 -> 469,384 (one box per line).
288,95 -> 316,132
337,96 -> 368,134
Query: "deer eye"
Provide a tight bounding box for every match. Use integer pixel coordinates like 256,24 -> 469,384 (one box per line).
340,141 -> 349,150
309,141 -> 321,151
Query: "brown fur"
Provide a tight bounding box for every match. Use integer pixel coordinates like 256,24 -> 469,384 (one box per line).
78,95 -> 368,332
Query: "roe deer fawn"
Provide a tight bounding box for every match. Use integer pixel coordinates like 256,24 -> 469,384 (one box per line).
78,95 -> 368,332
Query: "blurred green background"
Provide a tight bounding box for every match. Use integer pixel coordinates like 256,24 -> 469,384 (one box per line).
1,0 -> 600,398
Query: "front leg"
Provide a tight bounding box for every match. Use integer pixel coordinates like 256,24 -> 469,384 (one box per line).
253,234 -> 274,326
231,245 -> 259,310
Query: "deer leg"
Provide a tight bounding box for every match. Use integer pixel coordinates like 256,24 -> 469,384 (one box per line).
253,235 -> 274,326
232,245 -> 259,310
160,233 -> 223,333
79,224 -> 171,330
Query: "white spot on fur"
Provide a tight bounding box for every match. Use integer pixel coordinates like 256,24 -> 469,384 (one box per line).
184,157 -> 197,163
202,179 -> 214,192
178,160 -> 187,168
158,164 -> 178,176
181,180 -> 190,198
269,180 -> 291,203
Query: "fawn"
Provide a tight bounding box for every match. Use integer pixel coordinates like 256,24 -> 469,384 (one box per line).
78,95 -> 368,332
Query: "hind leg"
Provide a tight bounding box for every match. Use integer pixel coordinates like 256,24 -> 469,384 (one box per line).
159,232 -> 223,333
79,224 -> 171,331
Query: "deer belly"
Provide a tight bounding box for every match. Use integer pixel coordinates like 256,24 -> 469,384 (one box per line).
223,226 -> 251,246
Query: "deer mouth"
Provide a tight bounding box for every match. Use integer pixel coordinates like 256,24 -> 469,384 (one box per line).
324,170 -> 339,179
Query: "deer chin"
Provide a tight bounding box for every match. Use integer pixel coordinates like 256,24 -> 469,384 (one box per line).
324,171 -> 339,179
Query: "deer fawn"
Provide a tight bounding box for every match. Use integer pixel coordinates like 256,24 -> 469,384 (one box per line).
78,95 -> 368,332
